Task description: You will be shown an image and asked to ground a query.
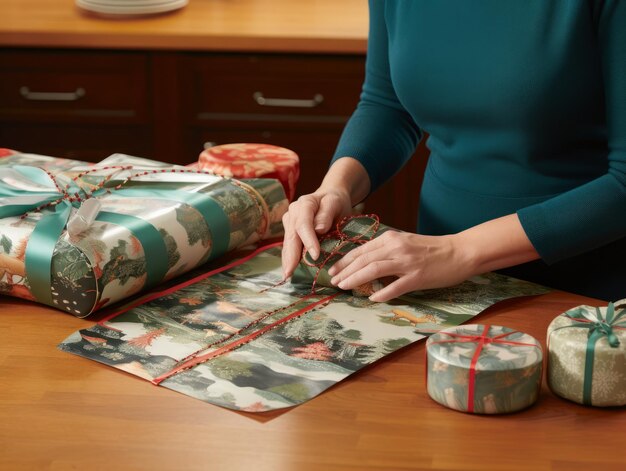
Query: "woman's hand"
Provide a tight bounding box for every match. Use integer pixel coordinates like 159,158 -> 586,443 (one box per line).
327,231 -> 473,302
281,157 -> 372,280
327,213 -> 540,303
281,188 -> 352,280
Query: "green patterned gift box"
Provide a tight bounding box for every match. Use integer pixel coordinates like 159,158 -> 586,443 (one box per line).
426,324 -> 543,414
0,149 -> 287,317
293,214 -> 394,295
547,302 -> 626,407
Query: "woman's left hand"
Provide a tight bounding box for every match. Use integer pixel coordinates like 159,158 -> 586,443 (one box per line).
327,230 -> 474,302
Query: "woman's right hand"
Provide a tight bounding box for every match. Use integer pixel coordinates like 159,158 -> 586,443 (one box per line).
281,187 -> 352,280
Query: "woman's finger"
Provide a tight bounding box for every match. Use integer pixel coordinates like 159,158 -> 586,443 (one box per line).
328,232 -> 393,276
369,274 -> 418,303
329,245 -> 389,286
313,193 -> 344,234
294,197 -> 322,260
336,259 -> 398,291
281,212 -> 303,279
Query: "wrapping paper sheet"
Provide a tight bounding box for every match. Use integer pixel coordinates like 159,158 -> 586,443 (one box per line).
59,244 -> 550,412
0,151 -> 287,316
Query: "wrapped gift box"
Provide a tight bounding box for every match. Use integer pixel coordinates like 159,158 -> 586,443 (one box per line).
0,149 -> 288,316
426,324 -> 543,414
198,143 -> 300,202
293,214 -> 395,294
547,301 -> 626,407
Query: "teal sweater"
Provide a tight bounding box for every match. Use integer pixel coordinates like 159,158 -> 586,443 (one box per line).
333,0 -> 626,300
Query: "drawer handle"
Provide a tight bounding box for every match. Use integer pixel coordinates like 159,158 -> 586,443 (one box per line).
253,92 -> 324,108
20,86 -> 86,102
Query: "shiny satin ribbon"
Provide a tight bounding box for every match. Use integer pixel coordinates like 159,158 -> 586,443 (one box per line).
549,303 -> 626,405
429,325 -> 540,413
0,165 -> 231,309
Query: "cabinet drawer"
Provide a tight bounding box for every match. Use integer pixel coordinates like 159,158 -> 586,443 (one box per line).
187,127 -> 343,195
0,123 -> 153,162
0,50 -> 150,124
181,54 -> 364,124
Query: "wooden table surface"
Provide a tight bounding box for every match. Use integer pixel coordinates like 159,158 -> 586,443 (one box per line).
1,288 -> 624,471
0,0 -> 368,53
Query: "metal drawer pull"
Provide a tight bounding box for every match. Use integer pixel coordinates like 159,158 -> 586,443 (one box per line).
19,86 -> 86,102
253,92 -> 324,108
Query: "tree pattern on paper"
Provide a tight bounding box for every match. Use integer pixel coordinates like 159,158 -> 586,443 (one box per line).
60,246 -> 550,412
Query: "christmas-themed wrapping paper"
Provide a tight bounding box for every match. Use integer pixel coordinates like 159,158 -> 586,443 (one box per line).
0,150 -> 288,317
426,325 -> 543,414
59,244 -> 549,412
198,143 -> 300,202
547,302 -> 626,407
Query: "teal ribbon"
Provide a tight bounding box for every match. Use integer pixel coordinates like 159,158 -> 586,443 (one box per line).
551,303 -> 626,405
0,166 -> 232,309
114,189 -> 230,259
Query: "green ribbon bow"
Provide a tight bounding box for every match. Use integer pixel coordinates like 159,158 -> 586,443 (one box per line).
551,303 -> 626,405
0,165 -> 230,310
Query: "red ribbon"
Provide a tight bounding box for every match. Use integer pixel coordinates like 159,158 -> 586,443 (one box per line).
303,214 -> 380,294
151,292 -> 340,385
429,325 -> 540,413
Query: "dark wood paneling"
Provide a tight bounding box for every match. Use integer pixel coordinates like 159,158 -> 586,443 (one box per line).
0,123 -> 153,162
0,48 -> 429,231
0,49 -> 150,125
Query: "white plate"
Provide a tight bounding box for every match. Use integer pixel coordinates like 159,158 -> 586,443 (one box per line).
80,0 -> 182,6
77,0 -> 188,15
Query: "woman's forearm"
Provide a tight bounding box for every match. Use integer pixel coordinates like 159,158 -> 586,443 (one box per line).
456,213 -> 540,275
319,157 -> 371,206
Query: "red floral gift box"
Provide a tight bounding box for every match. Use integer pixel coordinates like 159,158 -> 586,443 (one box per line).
198,143 -> 300,202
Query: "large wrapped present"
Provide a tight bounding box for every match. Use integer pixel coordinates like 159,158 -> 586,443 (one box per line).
426,324 -> 543,414
198,143 -> 300,202
547,302 -> 626,407
0,149 -> 288,316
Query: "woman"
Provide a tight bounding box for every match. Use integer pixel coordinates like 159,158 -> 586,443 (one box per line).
282,0 -> 626,302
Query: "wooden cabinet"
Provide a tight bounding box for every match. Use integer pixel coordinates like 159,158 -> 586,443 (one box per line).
0,48 -> 428,231
0,49 -> 154,160
179,53 -> 364,197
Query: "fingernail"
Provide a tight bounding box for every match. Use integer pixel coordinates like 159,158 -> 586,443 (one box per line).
327,267 -> 336,276
330,276 -> 338,285
308,249 -> 319,260
315,224 -> 325,231
338,281 -> 346,289
369,294 -> 379,302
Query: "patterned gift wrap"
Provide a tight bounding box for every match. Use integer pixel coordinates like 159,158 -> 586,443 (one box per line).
198,143 -> 300,202
59,245 -> 549,412
547,302 -> 626,407
294,214 -> 395,296
0,150 -> 287,317
426,324 -> 543,414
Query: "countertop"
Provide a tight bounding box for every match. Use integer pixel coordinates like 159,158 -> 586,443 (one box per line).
1,282 -> 624,470
0,0 -> 368,53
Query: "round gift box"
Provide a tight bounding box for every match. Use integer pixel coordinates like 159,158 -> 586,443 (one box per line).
547,303 -> 626,407
198,143 -> 300,202
426,324 -> 543,414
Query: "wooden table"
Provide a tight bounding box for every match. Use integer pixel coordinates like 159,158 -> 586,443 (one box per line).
0,0 -> 368,53
1,289 -> 624,471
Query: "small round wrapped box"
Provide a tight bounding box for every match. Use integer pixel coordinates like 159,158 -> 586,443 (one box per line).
198,143 -> 300,202
426,324 -> 543,414
547,302 -> 626,407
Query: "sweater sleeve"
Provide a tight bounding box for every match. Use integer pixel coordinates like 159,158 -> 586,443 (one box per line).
331,0 -> 422,193
517,0 -> 626,264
